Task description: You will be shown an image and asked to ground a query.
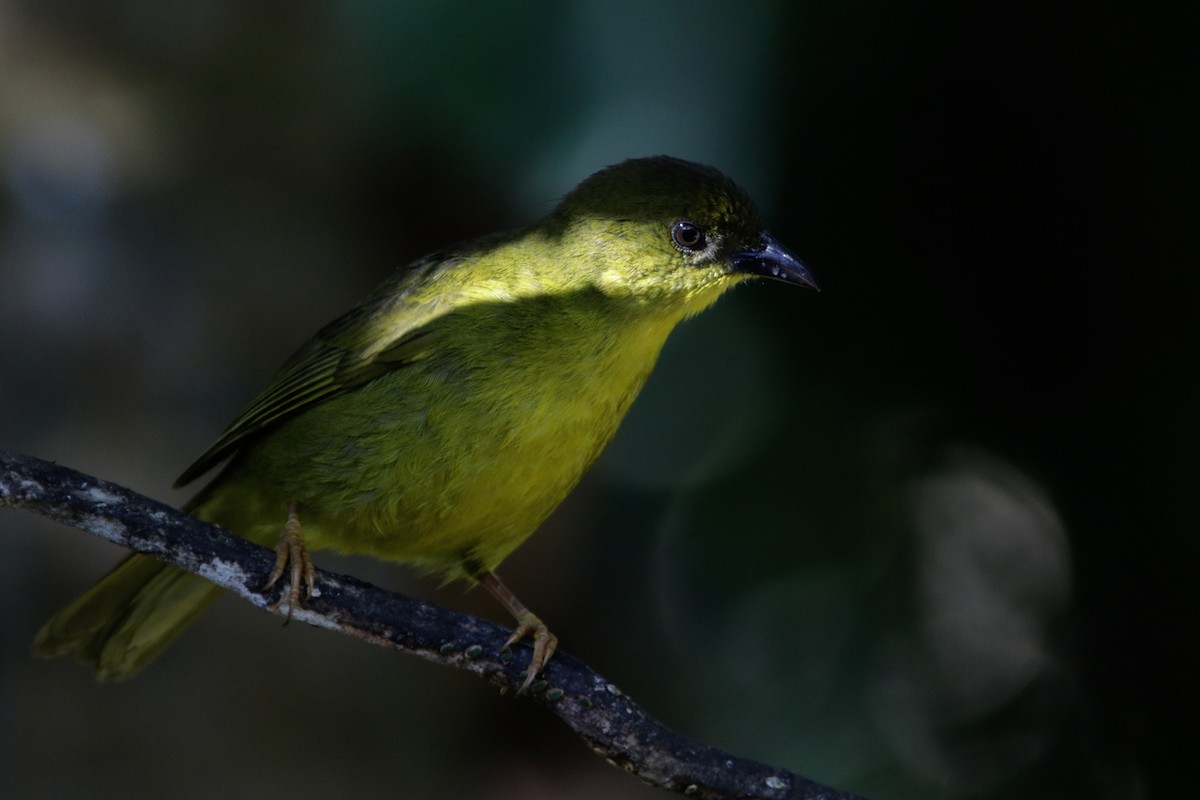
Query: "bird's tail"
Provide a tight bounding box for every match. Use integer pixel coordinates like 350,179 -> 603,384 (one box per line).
32,554 -> 222,681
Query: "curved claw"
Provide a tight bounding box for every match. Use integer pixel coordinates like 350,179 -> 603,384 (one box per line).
263,500 -> 318,621
480,571 -> 558,693
503,613 -> 559,693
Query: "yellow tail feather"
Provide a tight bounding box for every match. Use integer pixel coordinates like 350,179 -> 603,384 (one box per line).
33,554 -> 222,681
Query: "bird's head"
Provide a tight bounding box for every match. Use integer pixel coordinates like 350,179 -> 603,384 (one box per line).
547,156 -> 816,314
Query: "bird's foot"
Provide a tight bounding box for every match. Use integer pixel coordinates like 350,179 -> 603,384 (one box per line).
480,571 -> 558,693
263,500 -> 317,621
503,611 -> 559,693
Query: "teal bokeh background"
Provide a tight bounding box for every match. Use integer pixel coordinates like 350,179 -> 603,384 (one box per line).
2,2 -> 1192,798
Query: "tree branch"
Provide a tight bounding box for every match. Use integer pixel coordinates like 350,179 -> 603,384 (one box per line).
2,450 -> 865,800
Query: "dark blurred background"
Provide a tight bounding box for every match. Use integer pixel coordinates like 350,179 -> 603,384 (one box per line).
2,2 -> 1193,798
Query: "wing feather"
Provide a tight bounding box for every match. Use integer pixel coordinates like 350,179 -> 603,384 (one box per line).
174,256 -> 458,488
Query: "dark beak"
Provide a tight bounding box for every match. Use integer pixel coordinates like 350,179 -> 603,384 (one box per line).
730,232 -> 818,290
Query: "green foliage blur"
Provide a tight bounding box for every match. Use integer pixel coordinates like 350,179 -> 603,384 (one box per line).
1,1 -> 1192,798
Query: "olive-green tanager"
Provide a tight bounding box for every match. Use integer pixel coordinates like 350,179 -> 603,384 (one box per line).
34,156 -> 817,690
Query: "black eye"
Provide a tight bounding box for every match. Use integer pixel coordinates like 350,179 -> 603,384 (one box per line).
671,220 -> 706,251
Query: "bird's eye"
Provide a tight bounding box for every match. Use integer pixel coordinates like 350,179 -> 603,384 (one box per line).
671,221 -> 706,251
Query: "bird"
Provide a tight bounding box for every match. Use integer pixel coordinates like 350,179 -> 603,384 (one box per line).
33,155 -> 817,691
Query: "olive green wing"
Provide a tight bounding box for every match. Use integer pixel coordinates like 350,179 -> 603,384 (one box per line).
173,259 -> 453,488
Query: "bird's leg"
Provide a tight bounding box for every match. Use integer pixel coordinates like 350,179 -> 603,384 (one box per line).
480,571 -> 558,693
263,500 -> 317,621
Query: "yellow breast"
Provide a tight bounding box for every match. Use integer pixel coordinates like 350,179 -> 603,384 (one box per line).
192,298 -> 682,580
